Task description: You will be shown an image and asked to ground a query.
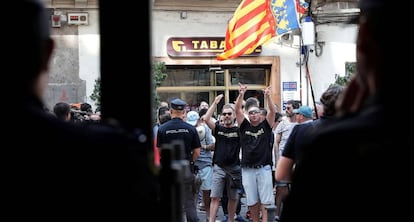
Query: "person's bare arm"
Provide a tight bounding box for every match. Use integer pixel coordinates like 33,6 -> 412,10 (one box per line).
192,148 -> 200,162
235,83 -> 247,126
275,156 -> 294,182
264,85 -> 276,127
275,132 -> 282,163
204,94 -> 223,131
273,133 -> 279,166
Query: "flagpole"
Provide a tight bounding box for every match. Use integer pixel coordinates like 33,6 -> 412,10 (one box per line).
305,53 -> 318,119
300,0 -> 317,117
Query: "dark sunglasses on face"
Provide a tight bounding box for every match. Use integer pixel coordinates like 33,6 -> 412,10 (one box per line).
222,112 -> 232,116
248,110 -> 260,115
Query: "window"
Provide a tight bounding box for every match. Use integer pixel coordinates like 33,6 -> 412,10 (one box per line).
157,66 -> 269,114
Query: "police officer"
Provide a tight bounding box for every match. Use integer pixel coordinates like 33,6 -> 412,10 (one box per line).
157,98 -> 201,222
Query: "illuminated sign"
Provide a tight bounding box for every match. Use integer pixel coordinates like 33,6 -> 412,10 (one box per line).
167,37 -> 261,57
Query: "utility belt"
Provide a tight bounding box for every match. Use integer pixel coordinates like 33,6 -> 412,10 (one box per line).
242,164 -> 268,169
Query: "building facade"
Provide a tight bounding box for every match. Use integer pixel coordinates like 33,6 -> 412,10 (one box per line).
152,0 -> 358,112
44,0 -> 99,110
45,0 -> 358,114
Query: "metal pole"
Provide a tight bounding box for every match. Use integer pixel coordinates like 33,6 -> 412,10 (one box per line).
305,61 -> 318,119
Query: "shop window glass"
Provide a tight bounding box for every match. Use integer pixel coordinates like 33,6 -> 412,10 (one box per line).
215,71 -> 224,86
230,68 -> 265,85
159,92 -> 209,111
162,68 -> 210,86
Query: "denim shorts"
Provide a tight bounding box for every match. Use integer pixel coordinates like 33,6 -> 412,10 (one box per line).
242,164 -> 274,206
199,165 -> 213,190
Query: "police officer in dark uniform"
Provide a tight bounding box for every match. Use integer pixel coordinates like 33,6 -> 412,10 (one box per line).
157,98 -> 201,222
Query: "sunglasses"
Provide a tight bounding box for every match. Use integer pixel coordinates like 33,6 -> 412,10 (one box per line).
222,112 -> 232,116
248,110 -> 260,115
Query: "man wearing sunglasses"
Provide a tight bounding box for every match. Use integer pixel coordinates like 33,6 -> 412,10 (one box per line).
235,83 -> 276,222
204,94 -> 242,222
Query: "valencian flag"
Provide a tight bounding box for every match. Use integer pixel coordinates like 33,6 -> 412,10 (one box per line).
217,0 -> 276,61
271,0 -> 303,36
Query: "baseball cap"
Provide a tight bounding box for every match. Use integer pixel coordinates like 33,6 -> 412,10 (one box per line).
170,98 -> 186,110
294,106 -> 313,118
186,111 -> 200,126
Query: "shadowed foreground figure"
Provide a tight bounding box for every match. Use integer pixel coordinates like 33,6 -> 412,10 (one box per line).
280,0 -> 413,222
4,0 -> 159,220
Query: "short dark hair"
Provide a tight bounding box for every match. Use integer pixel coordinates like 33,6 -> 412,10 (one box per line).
157,106 -> 169,118
157,106 -> 170,124
198,108 -> 208,117
159,113 -> 171,124
80,103 -> 93,113
275,112 -> 283,121
320,85 -> 345,117
53,102 -> 71,120
286,100 -> 301,109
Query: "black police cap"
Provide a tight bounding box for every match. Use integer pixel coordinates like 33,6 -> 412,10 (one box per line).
170,98 -> 186,110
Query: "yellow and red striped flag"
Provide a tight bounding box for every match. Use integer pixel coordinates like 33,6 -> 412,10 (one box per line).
217,0 -> 276,61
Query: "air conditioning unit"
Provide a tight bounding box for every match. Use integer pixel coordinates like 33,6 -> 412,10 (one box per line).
67,12 -> 88,25
51,15 -> 61,28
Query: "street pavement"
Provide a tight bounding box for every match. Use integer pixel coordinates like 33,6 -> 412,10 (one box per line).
197,196 -> 249,222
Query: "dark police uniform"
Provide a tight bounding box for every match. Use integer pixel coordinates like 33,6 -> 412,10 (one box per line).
157,99 -> 201,162
157,98 -> 201,222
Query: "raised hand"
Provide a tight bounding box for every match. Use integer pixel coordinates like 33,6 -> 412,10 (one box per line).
238,82 -> 247,94
214,94 -> 224,105
263,85 -> 271,96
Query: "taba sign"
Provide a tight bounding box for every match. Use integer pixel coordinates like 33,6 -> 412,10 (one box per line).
167,37 -> 261,57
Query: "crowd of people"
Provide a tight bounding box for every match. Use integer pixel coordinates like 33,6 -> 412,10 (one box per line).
154,77 -> 349,222
51,101 -> 102,123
